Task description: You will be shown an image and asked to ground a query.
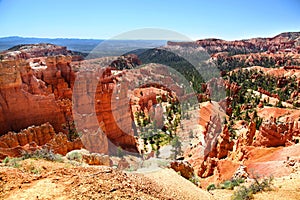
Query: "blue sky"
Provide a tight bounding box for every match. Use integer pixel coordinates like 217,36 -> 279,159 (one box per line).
0,0 -> 299,40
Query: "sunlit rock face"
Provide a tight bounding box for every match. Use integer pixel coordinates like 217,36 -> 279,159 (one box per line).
0,59 -> 67,134
0,44 -> 139,154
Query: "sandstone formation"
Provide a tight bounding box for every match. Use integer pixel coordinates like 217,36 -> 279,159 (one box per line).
0,122 -> 82,159
0,33 -> 299,193
184,101 -> 235,179
109,54 -> 141,69
0,47 -> 187,155
66,149 -> 112,166
168,32 -> 300,69
73,66 -> 138,154
117,158 -> 130,170
0,43 -> 83,61
81,153 -> 111,166
0,59 -> 67,134
170,160 -> 195,180
198,124 -> 234,178
168,32 -> 300,55
0,44 -> 144,154
253,118 -> 300,147
237,121 -> 256,148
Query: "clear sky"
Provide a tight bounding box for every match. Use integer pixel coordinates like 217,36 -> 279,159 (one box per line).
0,0 -> 299,40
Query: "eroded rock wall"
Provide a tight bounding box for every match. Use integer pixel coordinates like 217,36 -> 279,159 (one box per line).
0,122 -> 82,159
0,59 -> 66,134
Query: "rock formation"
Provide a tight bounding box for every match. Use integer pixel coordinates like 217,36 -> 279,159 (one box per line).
73,66 -> 138,154
0,59 -> 67,134
170,160 -> 195,180
0,44 -> 142,154
198,123 -> 234,178
253,119 -> 299,147
237,121 -> 256,148
0,122 -> 82,159
0,43 -> 84,61
168,32 -> 300,55
168,32 -> 300,69
81,153 -> 111,166
66,149 -> 112,166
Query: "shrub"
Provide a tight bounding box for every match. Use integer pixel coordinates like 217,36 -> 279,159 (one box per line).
2,157 -> 22,168
207,183 -> 216,191
219,178 -> 245,190
66,151 -> 82,162
29,162 -> 40,174
231,176 -> 273,200
189,175 -> 200,186
22,148 -> 63,162
2,157 -> 10,164
116,146 -> 125,158
11,158 -> 22,168
220,180 -> 237,190
232,185 -> 254,200
62,121 -> 81,141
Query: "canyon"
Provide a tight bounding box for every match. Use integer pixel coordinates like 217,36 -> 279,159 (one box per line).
0,32 -> 300,199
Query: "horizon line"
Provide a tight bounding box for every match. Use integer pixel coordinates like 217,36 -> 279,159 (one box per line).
0,31 -> 299,42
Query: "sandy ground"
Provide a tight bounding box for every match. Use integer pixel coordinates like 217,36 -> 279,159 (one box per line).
143,168 -> 212,200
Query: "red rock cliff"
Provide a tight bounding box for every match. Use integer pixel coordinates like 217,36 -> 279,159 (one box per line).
0,59 -> 67,134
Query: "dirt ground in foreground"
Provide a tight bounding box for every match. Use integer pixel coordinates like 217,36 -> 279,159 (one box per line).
0,159 -> 212,200
1,158 -> 300,200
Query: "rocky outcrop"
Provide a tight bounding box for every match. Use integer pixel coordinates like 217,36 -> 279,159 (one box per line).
215,125 -> 234,159
73,61 -> 191,154
66,149 -> 112,166
232,165 -> 249,179
1,43 -> 84,61
198,124 -> 234,178
184,101 -> 234,178
198,157 -> 218,178
237,121 -> 256,148
230,122 -> 257,162
184,102 -> 225,173
253,118 -> 299,147
117,157 -> 130,170
81,153 -> 111,166
0,122 -> 56,148
168,32 -> 300,69
170,160 -> 195,180
0,57 -> 72,135
96,74 -> 137,152
73,66 -> 138,154
168,32 -> 300,55
109,54 -> 141,70
0,48 -> 140,154
40,56 -> 75,99
0,123 -> 83,159
44,132 -> 82,155
0,51 -> 138,154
